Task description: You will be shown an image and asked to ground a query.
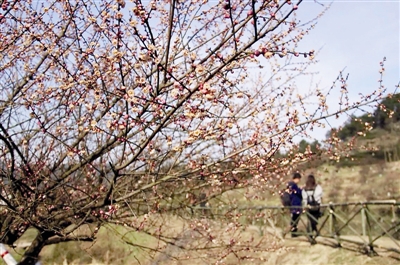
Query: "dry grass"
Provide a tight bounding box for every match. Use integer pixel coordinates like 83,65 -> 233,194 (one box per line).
47,238 -> 399,265
208,160 -> 400,211
306,161 -> 400,203
2,161 -> 399,265
4,214 -> 399,265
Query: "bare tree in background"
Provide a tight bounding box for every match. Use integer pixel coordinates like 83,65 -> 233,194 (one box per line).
0,0 -> 389,264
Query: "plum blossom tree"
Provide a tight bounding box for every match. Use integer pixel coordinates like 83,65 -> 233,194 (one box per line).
0,0 -> 389,264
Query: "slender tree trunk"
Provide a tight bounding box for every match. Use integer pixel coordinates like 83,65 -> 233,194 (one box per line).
18,231 -> 53,265
384,148 -> 388,163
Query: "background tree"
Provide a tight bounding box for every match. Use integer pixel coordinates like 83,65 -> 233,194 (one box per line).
0,0 -> 390,264
298,139 -> 320,154
336,113 -> 374,141
374,93 -> 400,129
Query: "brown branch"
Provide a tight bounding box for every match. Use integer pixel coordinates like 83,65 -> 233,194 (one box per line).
251,0 -> 257,40
163,0 -> 176,84
45,235 -> 94,245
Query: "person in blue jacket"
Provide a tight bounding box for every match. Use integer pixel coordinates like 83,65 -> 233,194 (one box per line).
288,172 -> 302,237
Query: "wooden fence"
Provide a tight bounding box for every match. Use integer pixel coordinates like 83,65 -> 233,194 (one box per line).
190,200 -> 400,256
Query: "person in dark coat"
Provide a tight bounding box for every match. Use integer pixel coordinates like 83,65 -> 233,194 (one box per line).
288,172 -> 302,237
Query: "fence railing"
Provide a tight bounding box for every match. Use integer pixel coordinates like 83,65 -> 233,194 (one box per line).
190,200 -> 400,255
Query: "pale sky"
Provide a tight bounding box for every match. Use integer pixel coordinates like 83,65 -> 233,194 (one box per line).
295,0 -> 400,140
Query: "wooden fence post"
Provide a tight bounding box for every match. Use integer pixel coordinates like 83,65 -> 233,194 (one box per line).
329,202 -> 333,235
329,202 -> 338,237
391,204 -> 396,223
365,205 -> 374,254
361,207 -> 366,236
0,243 -> 17,265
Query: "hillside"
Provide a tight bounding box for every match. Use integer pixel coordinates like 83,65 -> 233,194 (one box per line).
303,161 -> 400,203
3,141 -> 400,265
217,159 -> 400,209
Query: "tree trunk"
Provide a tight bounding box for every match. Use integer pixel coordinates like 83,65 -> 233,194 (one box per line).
18,231 -> 53,265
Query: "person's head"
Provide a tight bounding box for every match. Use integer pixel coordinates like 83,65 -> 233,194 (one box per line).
292,172 -> 302,183
305,174 -> 317,189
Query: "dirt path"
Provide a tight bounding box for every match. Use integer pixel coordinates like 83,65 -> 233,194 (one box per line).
279,236 -> 400,265
148,223 -> 400,265
150,230 -> 199,265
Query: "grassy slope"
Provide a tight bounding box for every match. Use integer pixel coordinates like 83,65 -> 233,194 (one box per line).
3,224 -> 159,265
217,159 -> 400,207
2,160 -> 399,264
302,161 -> 400,203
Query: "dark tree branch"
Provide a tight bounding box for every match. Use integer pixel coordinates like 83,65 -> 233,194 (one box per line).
45,235 -> 94,245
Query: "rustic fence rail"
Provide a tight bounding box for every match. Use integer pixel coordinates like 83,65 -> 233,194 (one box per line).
190,200 -> 400,256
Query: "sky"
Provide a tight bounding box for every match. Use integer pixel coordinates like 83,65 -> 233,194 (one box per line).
294,0 -> 400,140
